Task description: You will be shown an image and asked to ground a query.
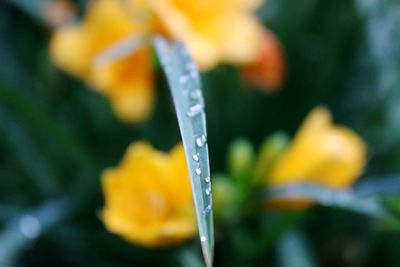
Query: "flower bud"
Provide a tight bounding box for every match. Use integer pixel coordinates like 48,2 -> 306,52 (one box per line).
212,175 -> 238,222
228,138 -> 255,183
253,132 -> 289,184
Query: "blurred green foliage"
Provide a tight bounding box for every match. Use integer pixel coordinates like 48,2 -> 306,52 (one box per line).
1,0 -> 400,267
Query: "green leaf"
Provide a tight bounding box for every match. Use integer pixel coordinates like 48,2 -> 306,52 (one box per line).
3,0 -> 47,23
212,175 -> 238,223
266,183 -> 394,221
153,36 -> 214,267
0,82 -> 97,173
277,229 -> 317,267
229,211 -> 306,259
0,199 -> 69,267
0,205 -> 21,221
0,106 -> 60,196
177,248 -> 204,267
353,175 -> 400,197
228,138 -> 255,183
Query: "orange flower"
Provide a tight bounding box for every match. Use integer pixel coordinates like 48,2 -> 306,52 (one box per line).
101,142 -> 196,247
242,29 -> 285,92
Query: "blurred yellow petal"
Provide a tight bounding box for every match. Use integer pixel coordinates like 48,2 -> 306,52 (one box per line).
50,0 -> 154,123
51,0 -> 145,78
85,0 -> 146,35
90,47 -> 154,122
268,106 -> 367,191
108,82 -> 154,123
50,26 -> 92,77
221,15 -> 263,65
151,0 -> 264,70
101,142 -> 196,247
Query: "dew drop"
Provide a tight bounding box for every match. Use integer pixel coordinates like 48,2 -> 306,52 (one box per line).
20,215 -> 41,239
190,90 -> 202,100
179,75 -> 190,85
190,71 -> 200,82
186,103 -> 204,117
204,176 -> 210,183
196,135 -> 207,147
205,185 -> 211,195
195,168 -> 201,175
200,236 -> 207,242
192,153 -> 200,161
186,63 -> 199,80
202,204 -> 212,214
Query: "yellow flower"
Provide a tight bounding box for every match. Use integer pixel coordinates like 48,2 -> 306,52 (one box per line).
50,0 -> 154,122
267,107 -> 367,206
101,142 -> 196,247
50,0 -> 283,122
152,0 -> 264,70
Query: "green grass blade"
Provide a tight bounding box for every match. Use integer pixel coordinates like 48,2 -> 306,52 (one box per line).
3,0 -> 46,23
277,229 -> 317,267
0,81 -> 97,173
266,183 -> 390,219
353,175 -> 400,197
0,106 -> 60,196
177,248 -> 204,267
0,199 -> 69,267
154,36 -> 214,267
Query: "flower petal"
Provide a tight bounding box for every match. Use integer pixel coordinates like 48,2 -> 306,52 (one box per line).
50,0 -> 155,123
269,107 -> 367,189
50,26 -> 92,77
152,0 -> 264,70
101,142 -> 196,247
90,47 -> 154,122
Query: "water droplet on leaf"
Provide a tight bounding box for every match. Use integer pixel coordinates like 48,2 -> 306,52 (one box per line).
196,135 -> 207,147
205,184 -> 211,195
190,90 -> 202,99
202,204 -> 212,214
193,153 -> 200,161
187,103 -> 204,117
195,168 -> 202,175
179,75 -> 190,85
